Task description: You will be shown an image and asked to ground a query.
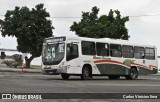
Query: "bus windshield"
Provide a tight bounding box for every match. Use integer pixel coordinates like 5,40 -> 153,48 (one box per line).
42,43 -> 65,65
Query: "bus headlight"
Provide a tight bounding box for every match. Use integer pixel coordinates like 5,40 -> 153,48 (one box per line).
59,62 -> 65,68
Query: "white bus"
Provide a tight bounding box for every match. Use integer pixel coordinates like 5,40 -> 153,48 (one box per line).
41,36 -> 158,80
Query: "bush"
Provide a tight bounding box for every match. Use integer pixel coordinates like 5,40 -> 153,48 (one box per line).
2,60 -> 14,66
10,61 -> 21,68
2,59 -> 21,68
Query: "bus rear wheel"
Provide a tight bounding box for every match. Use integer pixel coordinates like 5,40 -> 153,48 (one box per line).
125,68 -> 138,80
61,74 -> 70,80
81,67 -> 91,80
108,75 -> 120,80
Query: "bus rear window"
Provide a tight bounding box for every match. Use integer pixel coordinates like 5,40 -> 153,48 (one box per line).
145,48 -> 155,60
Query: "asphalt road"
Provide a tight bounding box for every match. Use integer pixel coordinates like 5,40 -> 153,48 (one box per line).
0,72 -> 160,93
0,72 -> 160,102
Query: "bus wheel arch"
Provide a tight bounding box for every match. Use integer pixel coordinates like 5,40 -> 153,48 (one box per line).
81,64 -> 92,80
125,66 -> 138,80
61,74 -> 70,80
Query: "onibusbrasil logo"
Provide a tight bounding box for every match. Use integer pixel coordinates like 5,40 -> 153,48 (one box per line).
1,94 -> 42,100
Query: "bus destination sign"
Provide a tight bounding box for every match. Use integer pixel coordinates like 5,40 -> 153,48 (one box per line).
46,37 -> 66,43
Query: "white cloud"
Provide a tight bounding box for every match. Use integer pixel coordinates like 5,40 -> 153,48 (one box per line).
0,36 -> 17,49
0,0 -> 160,56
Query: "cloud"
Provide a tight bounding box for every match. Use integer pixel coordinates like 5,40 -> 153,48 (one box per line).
0,0 -> 45,15
0,36 -> 17,49
0,0 -> 160,55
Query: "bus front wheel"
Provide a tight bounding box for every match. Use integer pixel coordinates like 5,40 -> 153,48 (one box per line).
81,67 -> 91,80
125,68 -> 138,80
61,74 -> 70,80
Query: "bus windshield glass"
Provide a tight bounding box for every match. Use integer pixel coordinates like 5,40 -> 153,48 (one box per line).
42,43 -> 65,65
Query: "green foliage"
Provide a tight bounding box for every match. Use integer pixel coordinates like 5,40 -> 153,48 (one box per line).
70,6 -> 129,40
0,4 -> 54,68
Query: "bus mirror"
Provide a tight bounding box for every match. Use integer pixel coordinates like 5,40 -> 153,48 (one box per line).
67,44 -> 73,54
69,44 -> 72,47
70,46 -> 74,53
70,42 -> 74,46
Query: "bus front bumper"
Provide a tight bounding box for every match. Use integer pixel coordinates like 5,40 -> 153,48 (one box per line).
42,67 -> 67,75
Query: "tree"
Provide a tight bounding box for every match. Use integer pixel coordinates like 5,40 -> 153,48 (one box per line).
0,4 -> 54,68
70,6 -> 129,40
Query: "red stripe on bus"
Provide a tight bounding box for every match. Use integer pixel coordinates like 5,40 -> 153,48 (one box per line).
133,63 -> 149,69
149,65 -> 158,68
94,60 -> 130,67
133,63 -> 158,69
94,60 -> 123,65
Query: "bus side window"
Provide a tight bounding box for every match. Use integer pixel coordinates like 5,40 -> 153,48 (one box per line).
82,41 -> 96,55
110,44 -> 122,57
122,45 -> 134,58
96,42 -> 109,56
134,46 -> 145,59
66,44 -> 79,61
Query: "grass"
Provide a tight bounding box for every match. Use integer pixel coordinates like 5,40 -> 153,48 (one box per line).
30,65 -> 41,69
21,64 -> 41,69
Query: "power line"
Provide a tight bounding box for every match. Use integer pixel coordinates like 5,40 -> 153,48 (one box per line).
0,15 -> 81,19
0,14 -> 160,18
129,13 -> 160,17
49,17 -> 81,18
50,14 -> 160,18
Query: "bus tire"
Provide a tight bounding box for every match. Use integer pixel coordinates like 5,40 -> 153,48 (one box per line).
81,67 -> 91,80
61,74 -> 70,80
42,70 -> 49,75
125,68 -> 138,80
108,75 -> 120,80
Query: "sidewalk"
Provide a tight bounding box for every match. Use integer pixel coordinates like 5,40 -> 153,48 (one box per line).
0,64 -> 41,73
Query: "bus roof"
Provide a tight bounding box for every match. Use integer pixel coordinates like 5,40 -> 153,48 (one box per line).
47,36 -> 156,48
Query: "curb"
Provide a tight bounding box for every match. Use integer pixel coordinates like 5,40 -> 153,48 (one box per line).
0,68 -> 41,73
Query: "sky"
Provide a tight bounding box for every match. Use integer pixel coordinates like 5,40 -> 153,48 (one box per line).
0,0 -> 160,55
